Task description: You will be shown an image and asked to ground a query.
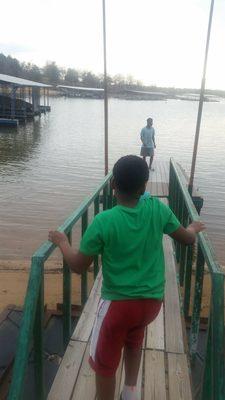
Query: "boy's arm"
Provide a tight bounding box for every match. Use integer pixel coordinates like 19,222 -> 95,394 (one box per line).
169,221 -> 205,245
48,231 -> 93,274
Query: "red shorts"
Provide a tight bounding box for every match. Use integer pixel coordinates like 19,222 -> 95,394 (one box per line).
89,298 -> 162,376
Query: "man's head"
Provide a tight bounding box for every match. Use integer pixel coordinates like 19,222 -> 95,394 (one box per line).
147,117 -> 153,127
112,155 -> 149,198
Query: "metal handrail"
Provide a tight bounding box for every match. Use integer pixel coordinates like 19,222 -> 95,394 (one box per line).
169,158 -> 225,400
8,171 -> 113,400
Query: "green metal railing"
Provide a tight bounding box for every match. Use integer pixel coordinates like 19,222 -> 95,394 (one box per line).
8,171 -> 113,400
169,158 -> 225,400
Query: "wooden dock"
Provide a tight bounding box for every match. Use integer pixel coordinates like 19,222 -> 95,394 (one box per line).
48,160 -> 193,400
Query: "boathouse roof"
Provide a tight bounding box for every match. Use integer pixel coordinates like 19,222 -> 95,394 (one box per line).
0,73 -> 52,88
57,85 -> 104,91
126,89 -> 168,96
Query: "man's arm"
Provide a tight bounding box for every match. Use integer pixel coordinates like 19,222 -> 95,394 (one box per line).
48,231 -> 94,274
140,128 -> 145,145
152,129 -> 156,148
169,221 -> 205,245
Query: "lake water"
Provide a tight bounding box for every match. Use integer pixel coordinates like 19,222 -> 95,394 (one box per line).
0,97 -> 225,264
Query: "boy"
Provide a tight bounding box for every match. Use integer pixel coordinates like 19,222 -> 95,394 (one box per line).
49,155 -> 204,400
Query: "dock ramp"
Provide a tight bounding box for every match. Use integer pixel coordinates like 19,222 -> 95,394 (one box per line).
7,159 -> 224,400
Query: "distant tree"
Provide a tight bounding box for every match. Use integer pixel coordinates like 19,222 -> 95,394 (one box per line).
81,71 -> 100,87
112,74 -> 126,87
22,62 -> 42,82
0,54 -> 23,77
43,61 -> 61,84
64,68 -> 79,86
0,53 -> 8,74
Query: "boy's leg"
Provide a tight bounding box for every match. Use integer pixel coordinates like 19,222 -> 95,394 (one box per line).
96,373 -> 116,400
124,345 -> 142,386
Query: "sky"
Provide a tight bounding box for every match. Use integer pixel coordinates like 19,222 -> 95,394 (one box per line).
0,0 -> 225,89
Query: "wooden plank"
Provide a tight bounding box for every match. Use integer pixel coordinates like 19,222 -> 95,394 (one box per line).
146,304 -> 164,350
164,236 -> 184,353
71,344 -> 96,400
144,350 -> 166,400
119,350 -> 144,400
168,353 -> 192,400
71,271 -> 102,342
47,340 -> 87,400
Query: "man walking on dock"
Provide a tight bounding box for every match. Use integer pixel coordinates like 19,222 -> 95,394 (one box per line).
140,117 -> 156,170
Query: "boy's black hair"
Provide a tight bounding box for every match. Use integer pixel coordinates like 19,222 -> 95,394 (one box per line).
113,155 -> 149,196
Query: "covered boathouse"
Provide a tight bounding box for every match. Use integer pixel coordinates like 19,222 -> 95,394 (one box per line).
0,73 -> 51,125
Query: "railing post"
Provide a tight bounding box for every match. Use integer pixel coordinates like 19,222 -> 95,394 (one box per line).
103,185 -> 108,210
201,317 -> 213,400
108,180 -> 113,209
81,210 -> 88,305
94,196 -> 100,278
211,273 -> 225,399
183,244 -> 193,318
189,245 -> 205,361
33,266 -> 45,400
192,196 -> 204,215
63,230 -> 72,348
8,257 -> 43,400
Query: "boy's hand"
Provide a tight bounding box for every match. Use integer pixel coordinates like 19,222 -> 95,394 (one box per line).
48,231 -> 68,247
187,221 -> 205,234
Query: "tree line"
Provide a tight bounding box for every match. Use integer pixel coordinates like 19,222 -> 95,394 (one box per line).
1,53 -> 225,97
0,53 -> 144,91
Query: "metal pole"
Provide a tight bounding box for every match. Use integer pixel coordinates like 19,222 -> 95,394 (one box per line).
189,0 -> 214,194
102,0 -> 109,175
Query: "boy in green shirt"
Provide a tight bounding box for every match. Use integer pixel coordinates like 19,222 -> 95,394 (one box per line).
49,155 -> 204,400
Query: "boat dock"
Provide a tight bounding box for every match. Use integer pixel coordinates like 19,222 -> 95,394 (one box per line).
6,159 -> 225,400
0,73 -> 51,124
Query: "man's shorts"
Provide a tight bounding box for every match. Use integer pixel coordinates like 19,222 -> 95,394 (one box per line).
89,298 -> 162,376
140,146 -> 154,157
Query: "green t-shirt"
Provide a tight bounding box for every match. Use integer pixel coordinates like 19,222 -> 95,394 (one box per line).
80,196 -> 180,300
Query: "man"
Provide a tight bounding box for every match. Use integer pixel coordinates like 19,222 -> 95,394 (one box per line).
140,117 -> 156,170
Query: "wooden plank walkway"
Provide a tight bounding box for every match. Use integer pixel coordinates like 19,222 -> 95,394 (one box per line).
146,160 -> 169,197
48,235 -> 192,400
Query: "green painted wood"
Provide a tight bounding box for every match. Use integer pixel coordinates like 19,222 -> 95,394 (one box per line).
103,185 -> 108,210
94,196 -> 100,278
81,210 -> 88,305
183,245 -> 193,318
33,270 -> 45,400
32,172 -> 112,261
63,231 -> 72,348
211,274 -> 225,399
8,257 -> 44,400
8,172 -> 113,400
201,318 -> 213,400
189,245 -> 205,360
170,159 -> 221,275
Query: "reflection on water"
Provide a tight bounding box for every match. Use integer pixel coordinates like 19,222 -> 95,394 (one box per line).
0,97 -> 225,264
0,120 -> 41,178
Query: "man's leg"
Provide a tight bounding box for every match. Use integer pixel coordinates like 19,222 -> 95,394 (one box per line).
149,155 -> 154,170
96,373 -> 116,400
121,345 -> 142,400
